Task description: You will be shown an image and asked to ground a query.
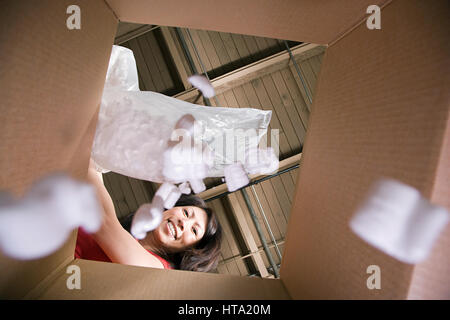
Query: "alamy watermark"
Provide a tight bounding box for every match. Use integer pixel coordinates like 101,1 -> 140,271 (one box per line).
366,5 -> 381,30
66,5 -> 81,30
366,265 -> 381,290
66,5 -> 380,31
66,264 -> 81,290
166,120 -> 279,167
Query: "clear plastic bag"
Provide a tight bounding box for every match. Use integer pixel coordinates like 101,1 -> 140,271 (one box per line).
92,45 -> 272,183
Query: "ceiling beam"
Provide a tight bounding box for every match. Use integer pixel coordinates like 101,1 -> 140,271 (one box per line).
174,44 -> 325,101
226,193 -> 271,278
159,26 -> 191,90
199,153 -> 302,201
114,24 -> 160,45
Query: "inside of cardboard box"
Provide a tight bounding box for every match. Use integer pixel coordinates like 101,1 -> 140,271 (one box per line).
1,0 -> 448,300
100,22 -> 322,280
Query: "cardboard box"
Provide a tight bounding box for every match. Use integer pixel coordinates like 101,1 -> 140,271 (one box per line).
0,0 -> 448,299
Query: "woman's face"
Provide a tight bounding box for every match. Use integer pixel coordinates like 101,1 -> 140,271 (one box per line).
153,206 -> 208,253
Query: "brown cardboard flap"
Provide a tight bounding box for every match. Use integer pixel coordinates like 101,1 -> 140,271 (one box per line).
281,0 -> 450,299
1,0 -> 448,301
0,0 -> 118,299
106,0 -> 389,44
36,259 -> 290,299
408,113 -> 450,299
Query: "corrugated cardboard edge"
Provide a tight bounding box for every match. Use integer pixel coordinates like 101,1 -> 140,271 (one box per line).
3,0 -> 447,300
325,0 -> 450,299
37,259 -> 291,300
103,0 -> 119,21
23,252 -> 75,300
0,0 -> 119,299
24,105 -> 103,299
105,0 -> 389,45
407,95 -> 450,299
328,0 -> 392,47
280,0 -> 450,299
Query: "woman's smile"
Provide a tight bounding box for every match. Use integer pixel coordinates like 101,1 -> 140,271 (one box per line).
151,206 -> 208,252
167,219 -> 177,240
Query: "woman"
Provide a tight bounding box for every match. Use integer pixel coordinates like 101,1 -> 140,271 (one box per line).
75,160 -> 222,272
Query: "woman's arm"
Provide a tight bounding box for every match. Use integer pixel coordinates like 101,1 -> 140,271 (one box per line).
86,160 -> 164,269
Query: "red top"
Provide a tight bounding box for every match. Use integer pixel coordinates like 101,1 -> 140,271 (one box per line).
74,227 -> 172,269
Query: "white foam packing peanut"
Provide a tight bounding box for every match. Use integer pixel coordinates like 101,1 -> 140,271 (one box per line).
223,147 -> 279,192
178,182 -> 191,195
188,74 -> 215,98
131,195 -> 165,240
162,124 -> 213,194
156,182 -> 181,209
130,196 -> 164,240
224,163 -> 250,192
131,181 -> 193,239
0,174 -> 103,260
244,147 -> 279,175
350,178 -> 449,264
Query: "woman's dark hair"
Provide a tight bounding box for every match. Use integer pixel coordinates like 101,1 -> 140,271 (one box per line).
120,194 -> 222,273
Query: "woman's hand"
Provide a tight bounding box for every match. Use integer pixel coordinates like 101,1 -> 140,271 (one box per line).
88,159 -> 103,184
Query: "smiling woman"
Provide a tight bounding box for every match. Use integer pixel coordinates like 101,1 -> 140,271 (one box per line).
130,194 -> 223,272
74,159 -> 222,272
